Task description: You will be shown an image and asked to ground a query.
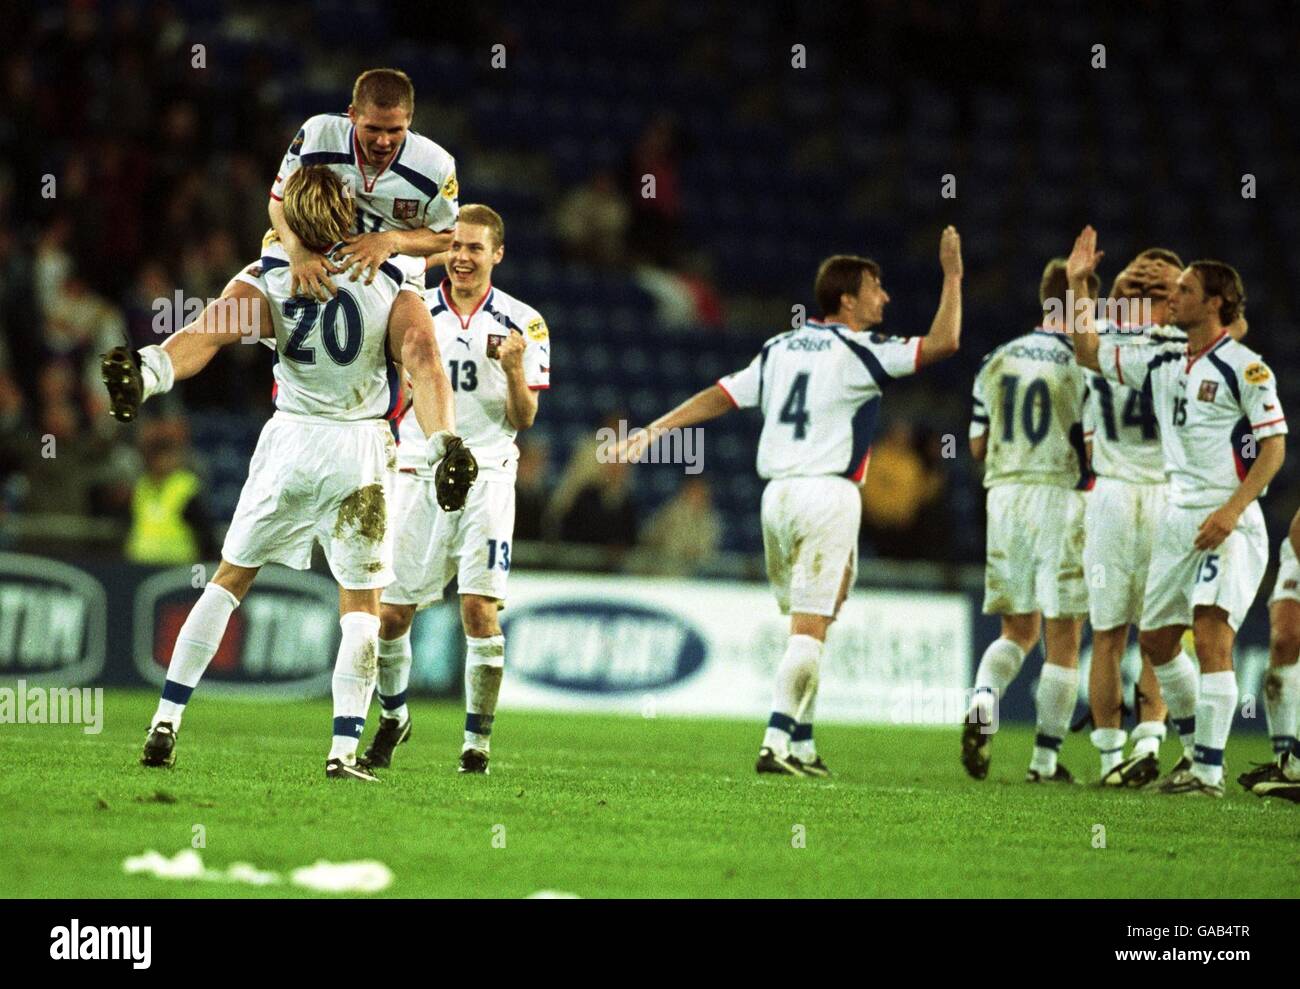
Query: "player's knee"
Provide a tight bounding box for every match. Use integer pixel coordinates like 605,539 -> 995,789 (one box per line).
1270,627 -> 1300,666
379,604 -> 414,640
1137,627 -> 1177,663
461,596 -> 501,638
402,325 -> 435,373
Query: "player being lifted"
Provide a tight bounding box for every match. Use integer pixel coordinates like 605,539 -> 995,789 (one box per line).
627,228 -> 963,776
962,259 -> 1092,784
1080,250 -> 1182,786
362,204 -> 549,776
1072,226 -> 1286,797
101,167 -> 475,780
1241,509 -> 1300,801
268,68 -> 460,300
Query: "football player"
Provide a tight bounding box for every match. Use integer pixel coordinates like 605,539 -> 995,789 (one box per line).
1072,226 -> 1287,797
267,68 -> 460,300
1081,250 -> 1181,786
102,167 -> 471,780
625,228 -> 963,776
362,204 -> 549,776
1241,504 -> 1300,799
962,258 -> 1094,784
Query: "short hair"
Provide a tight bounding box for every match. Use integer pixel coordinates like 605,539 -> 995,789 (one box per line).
282,166 -> 355,254
1040,258 -> 1097,310
457,203 -> 505,250
1137,247 -> 1184,268
814,255 -> 881,318
352,68 -> 415,115
1188,260 -> 1246,325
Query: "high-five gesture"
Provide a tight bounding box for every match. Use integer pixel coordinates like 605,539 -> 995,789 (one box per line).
1066,225 -> 1104,289
940,225 -> 963,279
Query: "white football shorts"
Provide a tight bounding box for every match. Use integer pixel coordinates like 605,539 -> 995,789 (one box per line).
222,413 -> 396,589
761,475 -> 861,617
1083,476 -> 1167,630
983,482 -> 1087,618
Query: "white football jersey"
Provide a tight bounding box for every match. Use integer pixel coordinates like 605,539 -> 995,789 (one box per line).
271,114 -> 459,237
1098,331 -> 1287,509
1082,321 -> 1186,485
970,330 -> 1089,489
395,279 -> 550,480
234,242 -> 425,421
717,319 -> 922,483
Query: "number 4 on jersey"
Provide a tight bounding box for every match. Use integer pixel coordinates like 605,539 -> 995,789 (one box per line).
780,372 -> 810,440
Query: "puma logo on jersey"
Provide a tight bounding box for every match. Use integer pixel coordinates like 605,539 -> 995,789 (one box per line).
456,336 -> 471,349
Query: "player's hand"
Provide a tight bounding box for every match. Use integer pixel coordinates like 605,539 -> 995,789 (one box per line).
616,426 -> 659,464
289,251 -> 338,302
496,332 -> 526,373
939,225 -> 962,278
335,232 -> 398,285
1066,225 -> 1104,285
1195,505 -> 1240,551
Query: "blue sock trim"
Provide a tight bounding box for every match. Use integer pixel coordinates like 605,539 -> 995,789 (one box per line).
974,686 -> 994,696
791,723 -> 813,742
1099,747 -> 1125,754
333,716 -> 365,739
1034,732 -> 1062,752
466,712 -> 494,736
1271,735 -> 1298,755
767,711 -> 797,735
160,679 -> 194,705
1173,716 -> 1195,737
1193,744 -> 1224,767
381,690 -> 408,711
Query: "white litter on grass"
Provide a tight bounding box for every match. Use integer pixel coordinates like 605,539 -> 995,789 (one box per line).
123,850 -> 391,893
291,860 -> 392,894
526,890 -> 581,899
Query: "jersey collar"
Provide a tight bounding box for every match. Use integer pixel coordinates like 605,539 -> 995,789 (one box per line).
440,277 -> 494,330
1184,330 -> 1229,372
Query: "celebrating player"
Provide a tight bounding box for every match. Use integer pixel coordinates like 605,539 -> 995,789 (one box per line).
1241,505 -> 1300,800
625,227 -> 963,777
962,258 -> 1093,784
362,204 -> 549,776
102,166 -> 475,781
1072,226 -> 1286,797
268,68 -> 460,300
1080,250 -> 1182,786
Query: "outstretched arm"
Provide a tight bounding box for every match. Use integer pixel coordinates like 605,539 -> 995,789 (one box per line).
625,385 -> 735,462
1067,225 -> 1105,371
917,225 -> 963,368
158,280 -> 271,382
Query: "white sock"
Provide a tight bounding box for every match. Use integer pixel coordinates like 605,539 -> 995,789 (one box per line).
1192,670 -> 1237,786
329,612 -> 381,763
1264,662 -> 1300,759
153,582 -> 239,729
1130,720 -> 1166,759
763,634 -> 822,754
1090,727 -> 1127,775
377,633 -> 412,724
1152,652 -> 1198,758
791,687 -> 819,762
971,638 -> 1026,727
464,635 -> 505,752
138,344 -> 175,401
1031,663 -> 1078,775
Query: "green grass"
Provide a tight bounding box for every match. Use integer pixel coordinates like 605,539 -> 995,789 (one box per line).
2,689 -> 1297,898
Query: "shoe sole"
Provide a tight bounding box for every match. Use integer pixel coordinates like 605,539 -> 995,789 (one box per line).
101,348 -> 142,423
1251,781 -> 1300,802
960,720 -> 990,780
1102,757 -> 1159,789
756,753 -> 806,777
326,765 -> 380,782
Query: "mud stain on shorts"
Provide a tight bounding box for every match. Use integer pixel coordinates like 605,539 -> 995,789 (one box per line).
335,483 -> 387,541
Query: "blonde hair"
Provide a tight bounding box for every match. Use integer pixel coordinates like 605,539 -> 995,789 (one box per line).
282,166 -> 355,253
458,203 -> 505,249
353,68 -> 415,114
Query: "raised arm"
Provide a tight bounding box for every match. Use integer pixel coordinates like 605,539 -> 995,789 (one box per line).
917,225 -> 963,368
1067,225 -> 1105,371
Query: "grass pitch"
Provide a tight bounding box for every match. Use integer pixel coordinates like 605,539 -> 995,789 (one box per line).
2,689 -> 1297,898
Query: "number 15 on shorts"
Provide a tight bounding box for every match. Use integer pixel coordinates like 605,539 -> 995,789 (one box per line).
1198,554 -> 1220,583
